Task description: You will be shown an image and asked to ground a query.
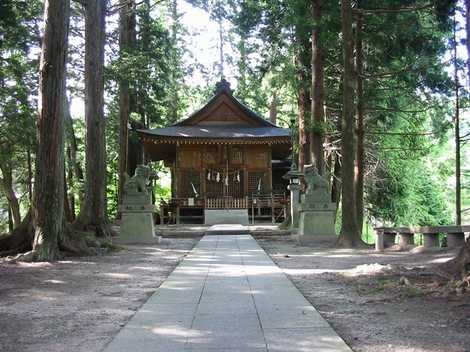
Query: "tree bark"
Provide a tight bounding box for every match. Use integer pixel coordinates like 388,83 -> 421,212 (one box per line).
169,0 -> 179,123
74,0 -> 112,237
32,0 -> 70,260
27,148 -> 33,204
0,210 -> 34,256
337,0 -> 362,247
118,0 -> 136,207
355,12 -> 365,234
310,0 -> 325,175
298,80 -> 308,171
0,162 -> 21,228
466,0 -> 470,84
295,14 -> 312,171
64,97 -> 83,183
331,150 -> 342,221
64,96 -> 83,218
446,0 -> 470,278
269,91 -> 278,125
64,168 -> 74,222
453,15 -> 461,226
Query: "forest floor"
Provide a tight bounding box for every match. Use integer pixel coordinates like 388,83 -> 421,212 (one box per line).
0,238 -> 198,352
257,235 -> 470,352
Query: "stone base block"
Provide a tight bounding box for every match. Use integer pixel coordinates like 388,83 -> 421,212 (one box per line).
423,233 -> 440,248
447,233 -> 465,248
298,210 -> 336,245
205,224 -> 250,236
118,212 -> 156,244
398,233 -> 414,247
383,232 -> 397,247
204,209 -> 249,225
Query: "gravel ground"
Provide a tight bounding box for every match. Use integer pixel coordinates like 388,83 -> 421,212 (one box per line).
257,235 -> 470,352
0,238 -> 197,352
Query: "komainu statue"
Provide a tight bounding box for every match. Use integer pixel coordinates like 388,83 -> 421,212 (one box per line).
124,165 -> 156,195
302,164 -> 330,203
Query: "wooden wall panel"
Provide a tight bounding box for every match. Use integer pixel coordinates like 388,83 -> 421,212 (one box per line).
245,146 -> 269,169
177,147 -> 201,169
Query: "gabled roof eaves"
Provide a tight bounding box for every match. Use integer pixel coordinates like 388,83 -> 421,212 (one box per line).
172,90 -> 277,128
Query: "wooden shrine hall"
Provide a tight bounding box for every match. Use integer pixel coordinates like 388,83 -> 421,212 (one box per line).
138,79 -> 292,225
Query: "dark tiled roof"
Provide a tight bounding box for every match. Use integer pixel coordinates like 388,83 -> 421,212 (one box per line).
139,125 -> 290,139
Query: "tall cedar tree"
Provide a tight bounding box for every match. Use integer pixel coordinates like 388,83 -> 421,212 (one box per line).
32,0 -> 70,260
337,0 -> 362,247
355,11 -> 365,234
449,0 -> 470,276
74,0 -> 112,237
310,0 -> 325,175
118,0 -> 136,206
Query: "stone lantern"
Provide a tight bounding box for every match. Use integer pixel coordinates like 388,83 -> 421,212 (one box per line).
282,166 -> 303,230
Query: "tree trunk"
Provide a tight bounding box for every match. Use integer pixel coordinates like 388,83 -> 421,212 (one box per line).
0,210 -> 34,256
337,0 -> 362,247
169,0 -> 179,123
8,207 -> 13,233
64,96 -> 83,183
27,148 -> 33,204
32,0 -> 70,261
118,0 -> 136,207
64,168 -> 74,222
466,0 -> 470,84
295,16 -> 312,171
331,150 -> 342,220
453,15 -> 461,226
64,96 -> 82,218
74,0 -> 112,238
269,91 -> 278,125
0,162 -> 21,228
298,81 -> 308,171
446,0 -> 470,278
355,12 -> 365,234
310,0 -> 325,175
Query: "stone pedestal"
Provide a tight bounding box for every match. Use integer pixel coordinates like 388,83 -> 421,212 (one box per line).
298,203 -> 336,245
296,165 -> 336,246
119,193 -> 156,244
120,211 -> 156,244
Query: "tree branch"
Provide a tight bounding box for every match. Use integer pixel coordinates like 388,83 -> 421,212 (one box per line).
365,106 -> 430,114
353,3 -> 434,15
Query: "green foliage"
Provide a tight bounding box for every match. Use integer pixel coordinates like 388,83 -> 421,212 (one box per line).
0,0 -> 467,235
367,156 -> 451,226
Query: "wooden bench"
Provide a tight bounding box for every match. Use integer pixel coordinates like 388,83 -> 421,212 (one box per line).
375,225 -> 469,251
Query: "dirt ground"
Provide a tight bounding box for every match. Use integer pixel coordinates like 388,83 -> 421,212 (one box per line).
0,238 -> 197,352
257,236 -> 470,352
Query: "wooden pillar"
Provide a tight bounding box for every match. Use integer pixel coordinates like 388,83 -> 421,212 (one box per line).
268,145 -> 273,191
271,192 -> 275,223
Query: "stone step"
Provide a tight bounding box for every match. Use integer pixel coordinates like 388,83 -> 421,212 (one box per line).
204,209 -> 249,225
204,224 -> 250,236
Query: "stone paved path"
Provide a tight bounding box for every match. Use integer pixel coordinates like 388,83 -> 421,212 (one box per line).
103,235 -> 352,352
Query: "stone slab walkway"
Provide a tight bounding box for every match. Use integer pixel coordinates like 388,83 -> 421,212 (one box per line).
103,235 -> 352,352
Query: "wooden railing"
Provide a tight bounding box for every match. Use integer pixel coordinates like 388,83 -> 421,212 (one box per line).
205,197 -> 248,209
159,193 -> 289,224
375,225 -> 469,251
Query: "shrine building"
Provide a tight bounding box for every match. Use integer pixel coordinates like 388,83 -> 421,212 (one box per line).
138,80 -> 292,225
